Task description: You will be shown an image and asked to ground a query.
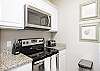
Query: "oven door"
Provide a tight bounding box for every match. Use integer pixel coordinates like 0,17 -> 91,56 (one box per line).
33,60 -> 44,71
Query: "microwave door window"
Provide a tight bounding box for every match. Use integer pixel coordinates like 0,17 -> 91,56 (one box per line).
28,8 -> 49,26
33,62 -> 44,71
28,11 -> 40,25
39,63 -> 44,71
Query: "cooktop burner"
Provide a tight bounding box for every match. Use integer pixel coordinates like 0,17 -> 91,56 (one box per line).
21,47 -> 58,62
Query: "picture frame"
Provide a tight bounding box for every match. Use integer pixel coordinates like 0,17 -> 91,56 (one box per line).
80,0 -> 98,21
79,23 -> 99,42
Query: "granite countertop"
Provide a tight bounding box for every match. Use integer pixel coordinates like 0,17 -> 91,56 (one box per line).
51,46 -> 66,51
0,50 -> 33,71
48,43 -> 66,51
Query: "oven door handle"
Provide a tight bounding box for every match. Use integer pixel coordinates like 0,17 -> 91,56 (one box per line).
47,16 -> 51,27
34,59 -> 44,65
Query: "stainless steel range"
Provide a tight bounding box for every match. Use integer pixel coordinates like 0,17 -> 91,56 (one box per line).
12,38 -> 59,71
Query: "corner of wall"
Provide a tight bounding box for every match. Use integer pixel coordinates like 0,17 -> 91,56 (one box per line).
0,30 -> 1,53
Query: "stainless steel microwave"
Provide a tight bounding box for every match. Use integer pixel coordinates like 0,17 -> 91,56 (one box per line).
24,4 -> 51,30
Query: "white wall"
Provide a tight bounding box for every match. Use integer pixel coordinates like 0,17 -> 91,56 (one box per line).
0,30 -> 1,53
50,0 -> 100,71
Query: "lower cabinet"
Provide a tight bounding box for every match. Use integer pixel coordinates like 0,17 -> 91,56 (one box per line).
44,57 -> 51,71
44,49 -> 66,71
59,49 -> 66,71
51,54 -> 57,71
8,62 -> 32,71
44,54 -> 58,71
8,49 -> 66,71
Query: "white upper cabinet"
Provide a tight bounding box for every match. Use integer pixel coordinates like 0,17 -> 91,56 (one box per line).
0,1 -> 1,20
0,0 -> 25,29
0,0 -> 58,31
50,7 -> 58,32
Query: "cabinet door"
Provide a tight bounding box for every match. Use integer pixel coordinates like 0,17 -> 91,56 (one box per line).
26,0 -> 53,14
51,54 -> 57,71
8,62 -> 32,71
59,49 -> 66,71
50,7 -> 58,32
44,57 -> 51,71
0,0 -> 25,29
0,1 -> 1,20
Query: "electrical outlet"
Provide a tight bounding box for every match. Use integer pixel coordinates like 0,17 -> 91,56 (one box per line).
7,41 -> 12,47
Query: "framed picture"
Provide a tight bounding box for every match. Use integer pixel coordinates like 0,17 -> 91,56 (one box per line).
80,1 -> 98,20
79,23 -> 99,42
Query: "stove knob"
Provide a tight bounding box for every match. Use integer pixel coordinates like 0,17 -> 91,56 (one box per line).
23,41 -> 25,44
31,40 -> 37,43
26,41 -> 29,44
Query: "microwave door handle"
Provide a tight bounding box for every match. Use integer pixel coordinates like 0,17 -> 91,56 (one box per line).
48,16 -> 51,27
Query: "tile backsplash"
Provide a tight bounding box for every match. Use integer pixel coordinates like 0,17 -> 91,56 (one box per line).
0,29 -> 51,52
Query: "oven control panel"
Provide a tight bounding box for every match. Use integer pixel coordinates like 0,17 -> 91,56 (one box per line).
19,38 -> 44,47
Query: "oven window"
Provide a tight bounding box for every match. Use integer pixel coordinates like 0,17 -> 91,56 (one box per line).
39,63 -> 44,71
33,61 -> 44,71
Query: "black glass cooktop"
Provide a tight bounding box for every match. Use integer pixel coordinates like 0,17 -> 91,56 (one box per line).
20,47 -> 58,62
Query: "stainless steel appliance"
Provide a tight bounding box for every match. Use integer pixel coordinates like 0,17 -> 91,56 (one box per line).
12,38 -> 59,71
46,40 -> 56,47
24,4 -> 51,30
